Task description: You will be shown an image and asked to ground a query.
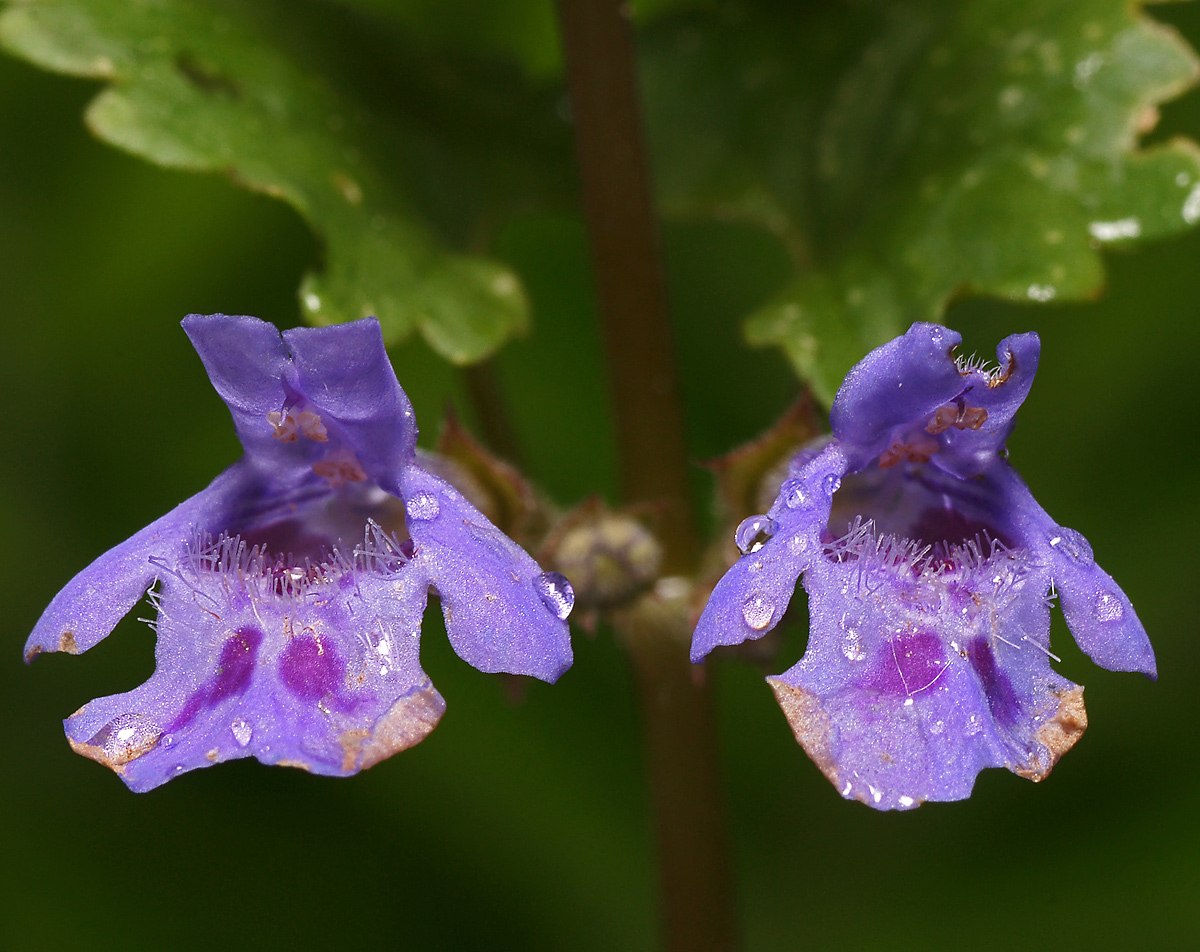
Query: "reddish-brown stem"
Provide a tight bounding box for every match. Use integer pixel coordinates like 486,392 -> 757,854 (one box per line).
554,0 -> 697,574
555,2 -> 737,950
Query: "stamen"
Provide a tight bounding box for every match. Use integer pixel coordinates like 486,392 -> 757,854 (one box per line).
268,408 -> 330,443
925,402 -> 989,434
312,454 -> 367,487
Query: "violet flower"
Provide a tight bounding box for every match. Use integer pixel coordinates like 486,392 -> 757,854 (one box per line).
692,323 -> 1154,810
27,314 -> 574,791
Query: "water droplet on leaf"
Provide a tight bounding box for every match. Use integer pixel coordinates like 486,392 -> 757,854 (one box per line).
735,514 -> 777,554
534,572 -> 575,620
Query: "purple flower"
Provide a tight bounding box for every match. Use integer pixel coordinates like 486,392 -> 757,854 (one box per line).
692,323 -> 1154,810
27,314 -> 574,791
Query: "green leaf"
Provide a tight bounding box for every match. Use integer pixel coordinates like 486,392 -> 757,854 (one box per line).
0,0 -> 572,363
642,0 -> 1200,401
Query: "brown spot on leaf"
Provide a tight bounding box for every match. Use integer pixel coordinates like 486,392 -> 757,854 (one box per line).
1016,686 -> 1088,781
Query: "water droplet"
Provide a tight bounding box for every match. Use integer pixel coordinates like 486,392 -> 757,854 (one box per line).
534,572 -> 575,620
1094,590 -> 1124,623
842,630 -> 865,662
741,594 -> 775,631
781,477 -> 807,509
966,714 -> 982,736
822,473 -> 842,495
87,713 -> 160,761
230,718 -> 253,747
787,533 -> 809,556
897,795 -> 916,809
734,514 -> 777,554
1087,217 -> 1141,242
1183,185 -> 1200,225
868,784 -> 883,804
160,734 -> 175,749
1047,527 -> 1093,566
930,719 -> 946,735
405,491 -> 440,521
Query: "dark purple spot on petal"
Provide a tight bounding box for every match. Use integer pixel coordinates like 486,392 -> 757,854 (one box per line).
967,637 -> 1020,726
168,626 -> 263,732
280,634 -> 345,701
871,631 -> 946,697
169,691 -> 206,733
211,626 -> 263,701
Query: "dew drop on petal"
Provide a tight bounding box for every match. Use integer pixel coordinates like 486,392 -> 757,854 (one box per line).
230,718 -> 253,747
842,630 -> 866,662
1093,590 -> 1124,623
734,514 -> 777,555
1047,526 -> 1094,566
534,571 -> 575,620
741,594 -> 775,631
787,533 -> 809,556
406,491 -> 440,521
87,713 -> 161,762
823,473 -> 842,495
160,734 -> 175,750
781,477 -> 807,510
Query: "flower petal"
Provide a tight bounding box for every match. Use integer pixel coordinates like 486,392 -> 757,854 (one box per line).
989,466 -> 1156,677
691,444 -> 845,661
830,323 -> 965,464
25,465 -> 256,662
400,462 -> 573,682
1053,552 -> 1156,677
772,552 -> 1084,809
64,539 -> 442,792
283,319 -> 417,496
182,314 -> 303,475
934,331 -> 1041,478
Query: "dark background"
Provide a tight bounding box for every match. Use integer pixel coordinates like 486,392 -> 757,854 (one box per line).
2,6 -> 1197,950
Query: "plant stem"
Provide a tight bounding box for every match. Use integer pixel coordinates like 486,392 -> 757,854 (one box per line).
555,3 -> 737,950
554,0 -> 695,572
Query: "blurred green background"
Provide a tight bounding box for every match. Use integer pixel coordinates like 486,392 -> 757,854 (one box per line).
2,5 -> 1198,951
